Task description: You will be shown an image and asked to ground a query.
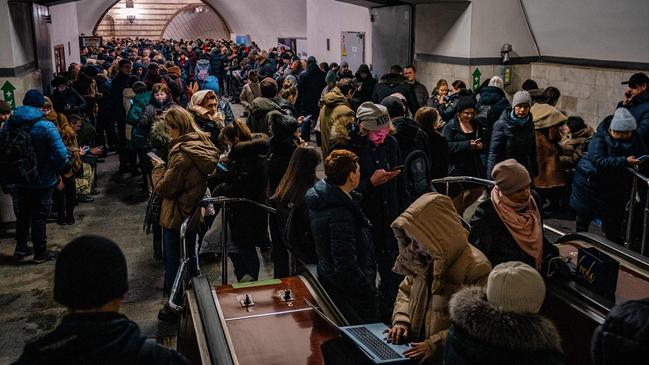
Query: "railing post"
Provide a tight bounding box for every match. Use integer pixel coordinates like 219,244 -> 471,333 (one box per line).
626,175 -> 638,248
221,201 -> 229,285
642,186 -> 649,256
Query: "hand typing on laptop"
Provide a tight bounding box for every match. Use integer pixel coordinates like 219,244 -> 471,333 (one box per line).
385,325 -> 408,344
403,341 -> 432,360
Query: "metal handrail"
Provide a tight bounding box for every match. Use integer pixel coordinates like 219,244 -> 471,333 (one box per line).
168,196 -> 276,311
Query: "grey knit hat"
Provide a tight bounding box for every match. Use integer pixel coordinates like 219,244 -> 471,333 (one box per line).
610,108 -> 637,132
486,261 -> 546,313
512,90 -> 532,107
357,102 -> 391,131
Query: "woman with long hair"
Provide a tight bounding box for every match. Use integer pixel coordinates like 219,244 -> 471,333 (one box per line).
215,120 -> 270,282
270,146 -> 321,277
414,107 -> 449,181
152,106 -> 218,321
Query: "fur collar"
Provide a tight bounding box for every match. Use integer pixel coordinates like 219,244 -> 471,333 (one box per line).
449,286 -> 563,352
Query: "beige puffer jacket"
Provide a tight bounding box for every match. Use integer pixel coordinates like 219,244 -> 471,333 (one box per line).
391,193 -> 492,364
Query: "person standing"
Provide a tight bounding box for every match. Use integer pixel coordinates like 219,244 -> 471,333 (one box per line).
404,65 -> 429,109
111,59 -> 133,173
319,78 -> 356,158
297,56 -> 326,141
2,90 -> 67,262
152,106 -> 218,320
306,149 -> 379,324
239,69 -> 261,117
619,73 -> 649,144
487,90 -> 538,179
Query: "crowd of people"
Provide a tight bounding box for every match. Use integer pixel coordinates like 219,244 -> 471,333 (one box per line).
1,36 -> 649,364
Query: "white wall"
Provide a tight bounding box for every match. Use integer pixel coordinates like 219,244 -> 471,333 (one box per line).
77,0 -> 307,50
523,0 -> 649,63
0,1 -> 16,68
306,0 -> 372,65
48,3 -> 81,69
7,2 -> 36,68
415,2 -> 471,58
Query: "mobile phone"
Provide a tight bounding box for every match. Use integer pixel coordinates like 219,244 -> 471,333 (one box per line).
147,152 -> 165,165
637,155 -> 649,162
389,165 -> 405,171
217,162 -> 230,172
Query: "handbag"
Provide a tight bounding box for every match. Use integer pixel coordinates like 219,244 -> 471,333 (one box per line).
576,246 -> 619,298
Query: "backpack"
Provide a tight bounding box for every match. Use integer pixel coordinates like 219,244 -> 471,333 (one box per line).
196,61 -> 210,82
403,149 -> 432,203
474,104 -> 498,143
0,121 -> 39,185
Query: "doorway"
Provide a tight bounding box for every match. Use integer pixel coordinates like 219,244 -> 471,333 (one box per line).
341,32 -> 365,73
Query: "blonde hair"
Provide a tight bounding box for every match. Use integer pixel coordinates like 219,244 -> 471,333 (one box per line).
280,80 -> 298,102
164,105 -> 212,145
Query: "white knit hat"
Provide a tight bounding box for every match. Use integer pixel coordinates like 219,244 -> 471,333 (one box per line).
488,76 -> 504,90
486,261 -> 546,313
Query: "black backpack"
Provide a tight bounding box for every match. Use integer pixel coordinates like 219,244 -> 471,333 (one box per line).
403,149 -> 432,203
0,120 -> 39,185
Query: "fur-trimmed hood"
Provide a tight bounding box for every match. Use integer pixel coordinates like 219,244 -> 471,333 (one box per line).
449,286 -> 563,353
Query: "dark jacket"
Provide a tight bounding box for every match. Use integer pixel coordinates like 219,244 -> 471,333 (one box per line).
393,117 -> 430,160
372,73 -> 418,115
12,312 -> 189,365
621,92 -> 649,144
351,131 -> 406,254
3,106 -> 67,189
257,59 -> 277,80
191,111 -> 222,148
570,117 -> 646,216
209,52 -> 226,77
425,129 -> 450,181
164,74 -> 188,107
247,97 -> 283,135
409,80 -> 429,109
213,137 -> 270,245
139,99 -> 175,142
438,92 -> 461,122
591,298 -> 649,365
443,117 -> 484,179
487,108 -> 538,179
267,136 -> 298,194
476,86 -> 510,122
469,196 -> 559,269
111,72 -> 131,119
445,287 -> 565,365
305,178 -> 378,324
51,88 -> 87,116
353,72 -> 377,105
297,63 -> 326,117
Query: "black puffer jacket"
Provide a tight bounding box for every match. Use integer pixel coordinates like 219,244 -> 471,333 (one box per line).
213,137 -> 270,246
13,312 -> 189,365
591,298 -> 649,365
392,117 -> 430,160
445,287 -> 565,365
487,108 -> 538,179
443,117 -> 484,178
305,178 -> 378,323
297,63 -> 326,117
372,73 -> 418,115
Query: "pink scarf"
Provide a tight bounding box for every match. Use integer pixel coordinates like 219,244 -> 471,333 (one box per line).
490,186 -> 543,269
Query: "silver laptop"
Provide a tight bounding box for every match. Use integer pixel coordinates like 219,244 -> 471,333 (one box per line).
306,299 -> 413,364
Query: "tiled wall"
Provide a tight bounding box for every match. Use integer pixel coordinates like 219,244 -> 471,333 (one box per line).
414,59 -> 646,128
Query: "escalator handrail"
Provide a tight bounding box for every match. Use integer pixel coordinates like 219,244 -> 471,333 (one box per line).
192,275 -> 236,365
555,232 -> 649,272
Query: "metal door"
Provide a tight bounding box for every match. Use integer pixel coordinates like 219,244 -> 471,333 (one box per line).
371,5 -> 412,78
340,32 -> 365,73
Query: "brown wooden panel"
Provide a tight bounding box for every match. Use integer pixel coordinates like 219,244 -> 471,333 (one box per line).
559,241 -> 649,303
216,277 -> 316,320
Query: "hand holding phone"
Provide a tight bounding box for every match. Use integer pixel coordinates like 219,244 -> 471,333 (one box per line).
389,165 -> 405,172
147,152 -> 165,166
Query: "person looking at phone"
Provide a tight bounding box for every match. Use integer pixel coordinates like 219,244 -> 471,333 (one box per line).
151,106 -> 218,321
618,73 -> 649,145
571,109 -> 647,244
348,101 -> 407,321
442,96 -> 485,215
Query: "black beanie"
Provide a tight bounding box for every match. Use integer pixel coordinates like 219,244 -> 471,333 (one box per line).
456,96 -> 477,113
381,95 -> 405,118
54,235 -> 128,309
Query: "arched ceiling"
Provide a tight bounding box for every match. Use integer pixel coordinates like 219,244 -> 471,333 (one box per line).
162,5 -> 229,40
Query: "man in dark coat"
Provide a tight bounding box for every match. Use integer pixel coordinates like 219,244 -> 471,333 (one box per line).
404,65 -> 429,109
209,47 -> 227,94
619,73 -> 649,145
297,56 -> 326,141
372,65 -> 418,115
247,77 -> 285,135
305,150 -> 379,324
487,90 -> 538,179
12,235 -> 189,365
110,59 -> 133,172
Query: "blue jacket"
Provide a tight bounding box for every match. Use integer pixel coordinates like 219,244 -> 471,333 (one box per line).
625,92 -> 649,145
487,108 -> 538,179
570,117 -> 646,216
5,106 -> 67,188
305,179 -> 378,323
476,86 -> 510,120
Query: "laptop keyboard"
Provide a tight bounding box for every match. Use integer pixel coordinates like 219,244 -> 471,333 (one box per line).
347,326 -> 402,360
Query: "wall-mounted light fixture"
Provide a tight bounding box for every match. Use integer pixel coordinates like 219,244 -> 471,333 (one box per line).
195,5 -> 206,13
501,43 -> 512,64
500,44 -> 513,85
